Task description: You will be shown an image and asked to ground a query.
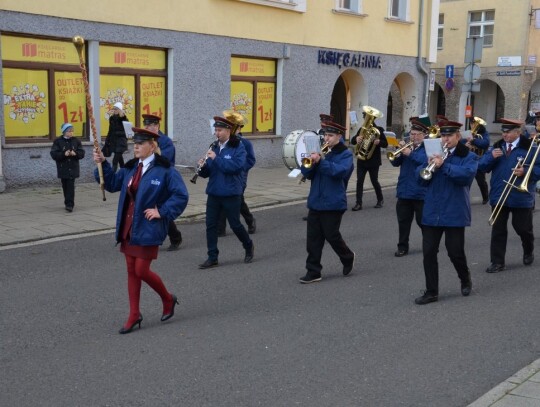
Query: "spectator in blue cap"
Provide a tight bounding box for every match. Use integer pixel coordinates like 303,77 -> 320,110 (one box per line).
50,123 -> 85,212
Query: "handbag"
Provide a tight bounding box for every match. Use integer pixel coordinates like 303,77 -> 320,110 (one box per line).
101,140 -> 112,157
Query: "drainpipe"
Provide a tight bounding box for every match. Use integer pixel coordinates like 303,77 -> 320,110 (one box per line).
417,0 -> 430,114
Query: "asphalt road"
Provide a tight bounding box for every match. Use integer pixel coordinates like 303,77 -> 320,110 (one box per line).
1,188 -> 539,407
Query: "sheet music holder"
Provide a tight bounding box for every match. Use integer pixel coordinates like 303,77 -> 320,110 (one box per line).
122,121 -> 134,139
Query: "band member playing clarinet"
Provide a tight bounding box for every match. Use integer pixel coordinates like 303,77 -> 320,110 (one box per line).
479,119 -> 540,273
299,121 -> 355,284
93,128 -> 189,334
390,118 -> 428,257
414,120 -> 478,305
197,116 -> 255,269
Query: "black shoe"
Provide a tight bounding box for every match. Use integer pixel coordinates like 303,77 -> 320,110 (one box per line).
485,263 -> 505,273
343,252 -> 356,276
461,282 -> 472,297
352,203 -> 362,211
161,294 -> 179,322
394,249 -> 408,257
414,291 -> 438,305
299,273 -> 322,284
374,200 -> 384,209
199,259 -> 218,269
524,253 -> 534,266
119,314 -> 143,334
244,243 -> 255,263
217,230 -> 226,237
302,216 -> 308,221
167,240 -> 181,251
65,206 -> 73,212
248,219 -> 256,234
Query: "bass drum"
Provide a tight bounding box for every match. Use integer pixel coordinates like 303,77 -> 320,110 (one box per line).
282,130 -> 319,170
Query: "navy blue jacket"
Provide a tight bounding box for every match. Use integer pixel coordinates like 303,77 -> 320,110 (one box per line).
417,142 -> 478,227
238,133 -> 255,189
158,131 -> 175,165
95,155 -> 188,245
460,129 -> 490,154
199,135 -> 247,196
479,135 -> 540,208
301,142 -> 353,212
391,144 -> 428,200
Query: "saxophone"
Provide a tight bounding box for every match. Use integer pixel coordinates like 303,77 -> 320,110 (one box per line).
354,105 -> 384,160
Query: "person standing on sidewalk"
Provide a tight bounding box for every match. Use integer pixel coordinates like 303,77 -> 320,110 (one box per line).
389,118 -> 428,257
351,112 -> 388,210
50,123 -> 85,212
217,114 -> 256,236
464,120 -> 490,204
143,113 -> 183,251
299,121 -> 355,284
414,120 -> 478,305
106,102 -> 129,172
93,127 -> 189,334
198,116 -> 254,269
479,119 -> 539,273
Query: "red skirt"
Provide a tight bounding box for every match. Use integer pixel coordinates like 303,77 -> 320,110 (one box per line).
120,241 -> 159,260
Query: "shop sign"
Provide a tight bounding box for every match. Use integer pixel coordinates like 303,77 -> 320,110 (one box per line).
99,45 -> 166,70
496,70 -> 521,77
317,50 -> 382,69
1,35 -> 79,65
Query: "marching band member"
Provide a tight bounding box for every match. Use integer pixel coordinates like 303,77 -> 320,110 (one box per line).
479,119 -> 540,273
464,120 -> 490,204
197,116 -> 255,269
414,120 -> 478,305
390,118 -> 428,257
93,128 -> 189,334
299,121 -> 355,283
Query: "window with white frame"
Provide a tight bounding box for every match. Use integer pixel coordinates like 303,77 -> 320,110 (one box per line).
389,0 -> 409,20
336,0 -> 362,13
438,14 -> 444,49
233,0 -> 306,12
468,10 -> 495,47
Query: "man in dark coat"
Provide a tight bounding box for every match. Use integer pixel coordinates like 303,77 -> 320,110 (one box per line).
50,123 -> 85,212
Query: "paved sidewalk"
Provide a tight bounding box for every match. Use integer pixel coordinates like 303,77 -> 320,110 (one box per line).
1,158 -> 539,406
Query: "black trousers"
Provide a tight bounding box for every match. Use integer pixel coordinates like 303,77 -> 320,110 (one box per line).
112,152 -> 125,172
475,170 -> 489,201
422,226 -> 471,295
356,165 -> 383,204
490,206 -> 534,264
168,220 -> 182,244
61,178 -> 76,207
306,210 -> 354,276
218,193 -> 254,233
396,199 -> 424,252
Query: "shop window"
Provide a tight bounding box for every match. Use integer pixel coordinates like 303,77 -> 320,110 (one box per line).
230,57 -> 277,136
468,10 -> 495,47
1,35 -> 86,142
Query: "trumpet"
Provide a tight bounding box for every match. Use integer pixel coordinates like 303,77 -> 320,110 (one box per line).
190,140 -> 219,184
420,143 -> 449,180
489,135 -> 540,225
387,140 -> 414,161
299,142 -> 331,183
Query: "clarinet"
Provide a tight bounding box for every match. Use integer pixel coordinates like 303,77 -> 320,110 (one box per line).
190,140 -> 219,184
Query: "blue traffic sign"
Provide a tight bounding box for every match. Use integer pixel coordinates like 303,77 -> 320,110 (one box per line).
446,65 -> 454,79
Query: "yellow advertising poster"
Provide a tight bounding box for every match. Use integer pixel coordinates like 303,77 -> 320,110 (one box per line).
3,68 -> 50,137
100,75 -> 135,136
231,57 -> 276,77
230,81 -> 254,133
99,45 -> 166,70
54,72 -> 86,137
1,35 -> 79,65
140,76 -> 166,131
256,82 -> 275,133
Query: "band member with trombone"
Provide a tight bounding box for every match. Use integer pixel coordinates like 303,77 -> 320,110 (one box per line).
143,114 -> 183,251
464,117 -> 490,204
388,118 -> 428,257
299,121 -> 355,283
197,116 -> 255,269
479,119 -> 540,273
414,120 -> 478,305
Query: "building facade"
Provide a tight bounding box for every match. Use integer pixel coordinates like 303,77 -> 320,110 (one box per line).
0,0 -> 439,190
431,0 -> 540,134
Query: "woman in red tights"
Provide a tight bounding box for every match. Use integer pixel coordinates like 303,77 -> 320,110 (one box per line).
93,127 -> 189,334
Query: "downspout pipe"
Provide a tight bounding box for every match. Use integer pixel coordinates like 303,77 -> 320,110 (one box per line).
417,0 -> 430,114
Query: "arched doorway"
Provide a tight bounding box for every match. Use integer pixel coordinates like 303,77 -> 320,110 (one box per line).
330,69 -> 367,141
428,82 -> 446,119
388,72 -> 418,137
459,79 -> 503,134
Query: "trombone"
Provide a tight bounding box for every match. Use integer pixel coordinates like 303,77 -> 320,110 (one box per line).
489,135 -> 540,225
420,143 -> 449,180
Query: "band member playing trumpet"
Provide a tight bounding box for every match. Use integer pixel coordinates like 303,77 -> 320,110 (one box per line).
299,121 -> 355,283
414,120 -> 478,305
479,119 -> 540,273
389,119 -> 428,257
464,118 -> 490,204
198,116 -> 255,269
